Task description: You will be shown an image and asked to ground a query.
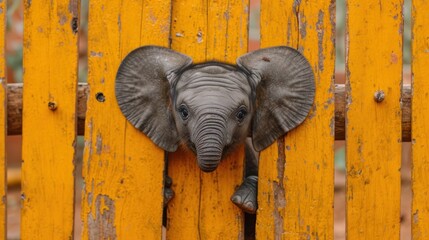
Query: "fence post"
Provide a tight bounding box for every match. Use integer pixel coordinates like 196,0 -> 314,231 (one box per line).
412,0 -> 429,238
346,0 -> 403,238
166,0 -> 248,239
81,1 -> 171,239
21,0 -> 79,238
0,0 -> 6,236
256,0 -> 335,239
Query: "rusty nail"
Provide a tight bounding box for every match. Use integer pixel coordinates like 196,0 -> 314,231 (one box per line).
374,90 -> 385,103
48,101 -> 58,111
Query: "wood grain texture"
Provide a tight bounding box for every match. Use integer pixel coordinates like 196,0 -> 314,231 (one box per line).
7,83 -> 86,136
257,0 -> 335,239
21,0 -> 79,238
0,0 -> 6,235
411,0 -> 429,238
81,1 -> 170,239
346,0 -> 403,239
166,0 -> 248,239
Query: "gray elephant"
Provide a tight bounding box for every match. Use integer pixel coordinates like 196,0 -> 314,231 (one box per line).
115,46 -> 315,214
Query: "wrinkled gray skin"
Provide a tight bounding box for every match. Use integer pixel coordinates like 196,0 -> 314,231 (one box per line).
115,46 -> 315,214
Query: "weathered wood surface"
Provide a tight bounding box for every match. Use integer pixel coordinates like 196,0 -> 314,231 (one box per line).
7,83 -> 87,136
412,0 -> 429,238
5,83 -> 412,142
0,82 -> 4,240
81,1 -> 170,239
346,0 -> 403,238
21,0 -> 79,238
0,0 -> 6,236
166,0 -> 247,238
256,0 -> 335,238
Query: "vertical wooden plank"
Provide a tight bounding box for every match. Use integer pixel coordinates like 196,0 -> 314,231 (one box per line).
411,0 -> 429,238
346,0 -> 403,239
0,0 -> 6,237
0,82 -> 4,240
167,0 -> 248,239
257,0 -> 335,239
21,0 -> 79,238
81,0 -> 170,239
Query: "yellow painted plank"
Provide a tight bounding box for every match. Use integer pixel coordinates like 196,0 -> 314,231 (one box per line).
256,1 -> 335,239
0,81 -> 4,240
346,1 -> 403,239
167,0 -> 248,239
21,0 -> 79,238
0,0 -> 6,237
411,0 -> 429,238
81,0 -> 170,239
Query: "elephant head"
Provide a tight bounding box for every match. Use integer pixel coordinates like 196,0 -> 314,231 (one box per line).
116,46 -> 315,172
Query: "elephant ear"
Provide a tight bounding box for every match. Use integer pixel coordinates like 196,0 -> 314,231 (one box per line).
116,46 -> 192,152
237,46 -> 315,151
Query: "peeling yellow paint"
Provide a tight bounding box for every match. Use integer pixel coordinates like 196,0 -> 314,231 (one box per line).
11,0 -> 420,238
82,0 -> 170,239
0,84 -> 4,240
167,0 -> 248,239
21,0 -> 79,238
257,0 -> 335,239
99,196 -> 110,214
346,0 -> 403,238
412,0 -> 429,238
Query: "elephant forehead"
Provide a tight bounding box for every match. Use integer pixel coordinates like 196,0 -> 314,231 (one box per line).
176,64 -> 250,93
188,92 -> 248,106
177,85 -> 250,107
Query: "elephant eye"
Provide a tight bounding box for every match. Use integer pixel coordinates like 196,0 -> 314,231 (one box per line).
178,105 -> 189,120
236,107 -> 247,123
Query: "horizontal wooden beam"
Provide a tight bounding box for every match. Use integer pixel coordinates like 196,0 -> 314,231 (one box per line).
7,83 -> 88,136
6,83 -> 412,141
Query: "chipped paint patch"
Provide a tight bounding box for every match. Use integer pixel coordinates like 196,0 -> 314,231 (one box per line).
149,13 -> 157,23
391,52 -> 398,64
90,51 -> 104,57
330,116 -> 335,136
316,10 -> 325,72
293,0 -> 301,11
68,0 -> 79,16
298,12 -> 307,39
87,194 -> 117,240
307,104 -> 317,120
59,14 -> 68,25
224,10 -> 230,20
413,210 -> 419,224
96,133 -> 102,155
197,30 -> 203,43
287,19 -> 293,46
273,139 -> 286,236
117,14 -> 121,31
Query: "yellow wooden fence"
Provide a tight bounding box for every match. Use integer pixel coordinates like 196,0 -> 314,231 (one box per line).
0,0 -> 428,239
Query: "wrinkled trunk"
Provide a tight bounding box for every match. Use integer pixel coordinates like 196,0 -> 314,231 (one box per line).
194,116 -> 226,172
196,142 -> 223,172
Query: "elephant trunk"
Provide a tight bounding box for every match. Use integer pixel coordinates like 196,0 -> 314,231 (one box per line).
194,116 -> 226,172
